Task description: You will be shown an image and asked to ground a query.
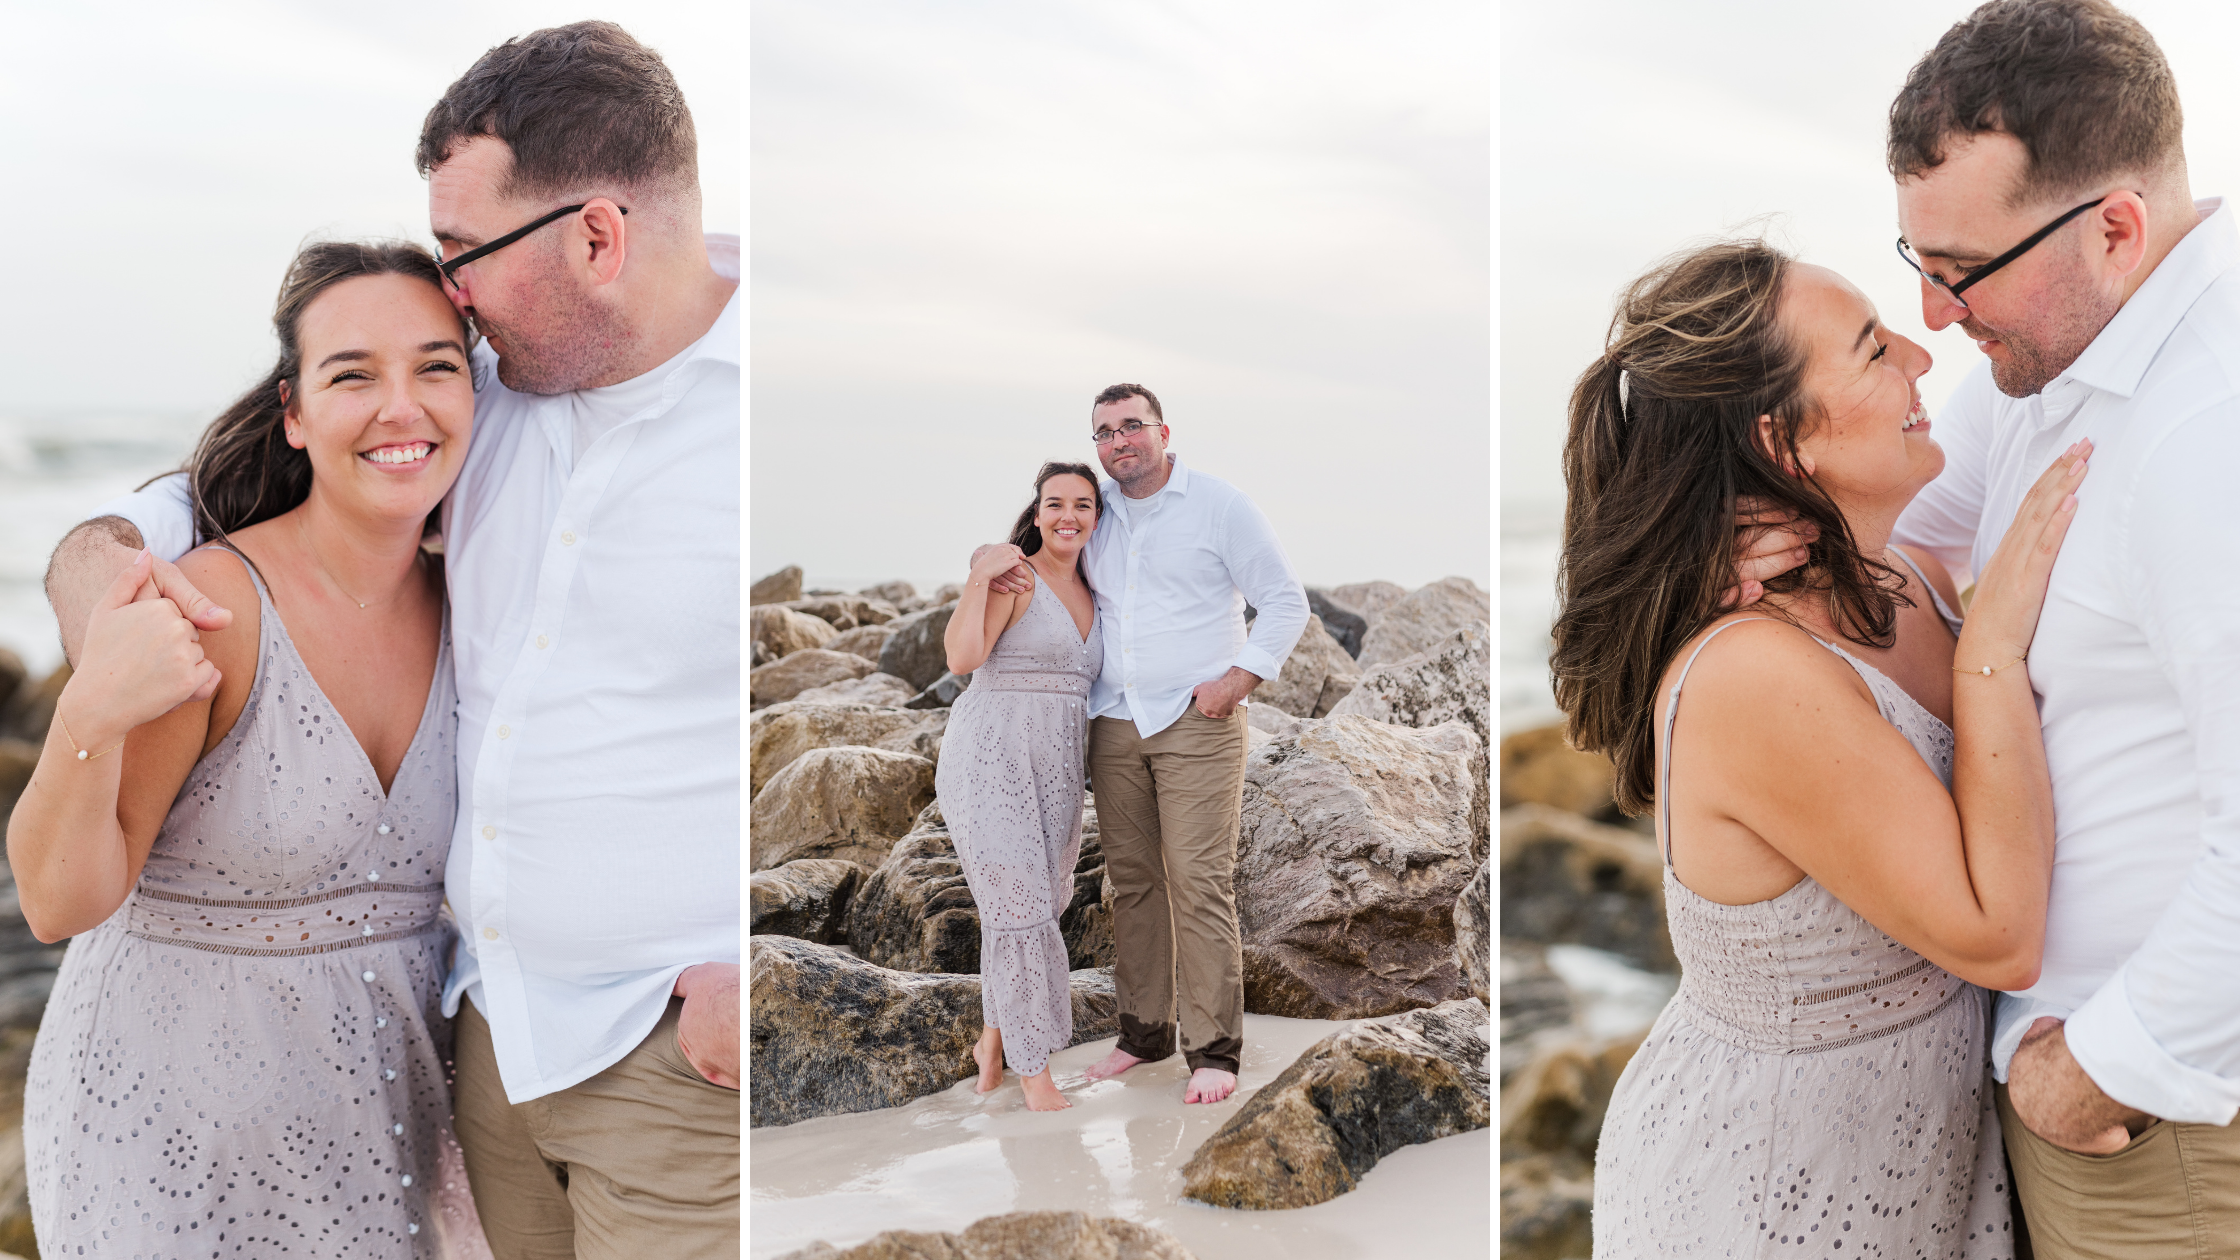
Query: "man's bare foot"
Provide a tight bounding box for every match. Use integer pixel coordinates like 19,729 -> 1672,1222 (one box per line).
1185,1067 -> 1237,1104
1021,1069 -> 1072,1111
1081,1047 -> 1145,1082
973,1026 -> 1004,1094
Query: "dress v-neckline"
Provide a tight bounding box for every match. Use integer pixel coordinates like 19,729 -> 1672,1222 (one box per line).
1028,565 -> 1095,645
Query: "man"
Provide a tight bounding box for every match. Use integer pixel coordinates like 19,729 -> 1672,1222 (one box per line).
46,22 -> 739,1259
987,383 -> 1308,1104
1736,0 -> 2240,1249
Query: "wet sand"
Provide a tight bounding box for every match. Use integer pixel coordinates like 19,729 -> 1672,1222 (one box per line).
749,1013 -> 1491,1259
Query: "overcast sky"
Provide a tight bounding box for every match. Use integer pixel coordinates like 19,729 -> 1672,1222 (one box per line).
1500,0 -> 2240,517
0,0 -> 738,424
751,0 -> 1489,595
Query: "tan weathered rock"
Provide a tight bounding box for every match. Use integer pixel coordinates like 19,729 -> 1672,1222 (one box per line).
858,580 -> 916,605
1357,577 -> 1489,669
773,1211 -> 1197,1260
1237,716 -> 1486,1019
750,747 -> 937,871
1500,1150 -> 1595,1260
1328,622 -> 1490,749
1501,803 -> 1673,972
794,672 -> 915,708
827,623 -> 897,663
1455,858 -> 1490,1004
878,605 -> 958,692
1500,938 -> 1573,1084
1245,703 -> 1308,738
847,802 -> 1111,973
749,703 -> 934,799
1500,1027 -> 1649,1162
778,595 -> 902,631
753,604 -> 839,666
750,858 -> 868,944
751,649 -> 877,710
0,666 -> 64,745
1253,616 -> 1360,719
748,936 -> 1117,1127
1181,998 -> 1490,1210
1499,724 -> 1616,818
1326,580 -> 1407,627
752,564 -> 805,604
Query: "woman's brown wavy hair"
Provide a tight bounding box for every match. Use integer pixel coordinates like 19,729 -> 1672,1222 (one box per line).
1551,239 -> 1908,815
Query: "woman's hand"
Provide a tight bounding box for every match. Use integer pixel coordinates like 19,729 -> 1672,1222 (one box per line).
968,543 -> 1028,586
61,551 -> 220,750
1954,440 -> 2091,669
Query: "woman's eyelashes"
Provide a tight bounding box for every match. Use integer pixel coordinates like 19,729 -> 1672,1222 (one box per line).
329,360 -> 461,387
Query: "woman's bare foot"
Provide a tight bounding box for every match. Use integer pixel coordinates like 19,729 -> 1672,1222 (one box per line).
1081,1047 -> 1145,1082
973,1026 -> 1005,1094
1184,1067 -> 1237,1104
1021,1068 -> 1072,1111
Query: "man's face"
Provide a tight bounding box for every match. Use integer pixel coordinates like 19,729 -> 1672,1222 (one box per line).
429,136 -> 624,395
1895,131 -> 2122,398
1091,396 -> 1167,482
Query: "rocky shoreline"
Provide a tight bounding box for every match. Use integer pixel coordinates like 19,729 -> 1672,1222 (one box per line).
749,565 -> 1494,1246
1497,722 -> 1675,1260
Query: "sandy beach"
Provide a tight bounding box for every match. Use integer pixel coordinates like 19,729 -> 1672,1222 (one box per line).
749,1013 -> 1491,1260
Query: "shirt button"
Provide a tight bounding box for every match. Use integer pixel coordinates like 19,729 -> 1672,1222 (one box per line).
536,634 -> 550,649
483,927 -> 499,941
361,971 -> 376,982
376,824 -> 391,835
560,530 -> 576,545
482,825 -> 496,840
497,725 -> 511,740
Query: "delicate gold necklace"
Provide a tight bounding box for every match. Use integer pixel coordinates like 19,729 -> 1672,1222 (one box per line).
298,516 -> 389,610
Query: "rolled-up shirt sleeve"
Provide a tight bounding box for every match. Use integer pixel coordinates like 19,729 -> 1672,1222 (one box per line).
1221,496 -> 1307,683
2064,405 -> 2240,1124
1893,362 -> 1996,578
89,471 -> 197,563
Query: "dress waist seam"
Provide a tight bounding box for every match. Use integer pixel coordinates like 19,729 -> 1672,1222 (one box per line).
125,921 -> 441,958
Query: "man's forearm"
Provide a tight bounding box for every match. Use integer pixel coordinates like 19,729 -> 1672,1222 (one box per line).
45,518 -> 144,668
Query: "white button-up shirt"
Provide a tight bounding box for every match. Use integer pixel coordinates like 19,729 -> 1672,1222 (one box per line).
1893,198 -> 2240,1124
101,237 -> 741,1104
1083,454 -> 1309,738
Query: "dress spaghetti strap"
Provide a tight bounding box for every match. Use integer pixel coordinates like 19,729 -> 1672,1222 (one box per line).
1887,546 -> 1965,635
1659,618 -> 1774,867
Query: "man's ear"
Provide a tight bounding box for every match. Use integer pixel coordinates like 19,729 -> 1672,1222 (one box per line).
576,198 -> 629,286
2094,190 -> 2151,282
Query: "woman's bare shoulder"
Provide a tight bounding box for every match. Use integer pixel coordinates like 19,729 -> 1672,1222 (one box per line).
1660,613 -> 1872,712
1891,544 -> 1965,616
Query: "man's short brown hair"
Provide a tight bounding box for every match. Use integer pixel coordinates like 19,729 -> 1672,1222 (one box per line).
1092,383 -> 1163,424
415,20 -> 697,202
1888,0 -> 2181,206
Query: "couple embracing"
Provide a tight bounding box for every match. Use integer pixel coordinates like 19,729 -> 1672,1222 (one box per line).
936,383 -> 1309,1111
1558,0 -> 2240,1254
9,22 -> 738,1259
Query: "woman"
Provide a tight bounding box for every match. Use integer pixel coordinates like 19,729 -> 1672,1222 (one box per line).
938,461 -> 1104,1112
1552,239 -> 2086,1258
10,241 -> 490,1256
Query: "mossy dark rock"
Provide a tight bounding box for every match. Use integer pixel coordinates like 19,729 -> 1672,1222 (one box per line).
750,858 -> 867,944
847,801 -> 1112,974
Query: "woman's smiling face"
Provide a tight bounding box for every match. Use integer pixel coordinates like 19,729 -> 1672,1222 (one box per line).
1035,473 -> 1098,558
284,272 -> 474,525
1778,263 -> 1942,510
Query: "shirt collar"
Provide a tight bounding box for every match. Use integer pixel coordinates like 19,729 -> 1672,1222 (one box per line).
2060,197 -> 2237,400
1105,453 -> 1190,526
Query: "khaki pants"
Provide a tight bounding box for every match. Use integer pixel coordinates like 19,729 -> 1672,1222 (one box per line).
1999,1082 -> 2240,1258
1088,709 -> 1250,1075
453,997 -> 739,1260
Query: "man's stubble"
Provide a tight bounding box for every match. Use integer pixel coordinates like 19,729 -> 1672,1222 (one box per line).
1975,248 -> 2124,400
477,240 -> 639,397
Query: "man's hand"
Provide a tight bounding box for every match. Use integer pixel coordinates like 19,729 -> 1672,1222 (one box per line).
1191,667 -> 1261,719
968,543 -> 1036,597
673,962 -> 739,1089
2009,1016 -> 2153,1153
47,519 -> 230,667
1720,498 -> 1819,610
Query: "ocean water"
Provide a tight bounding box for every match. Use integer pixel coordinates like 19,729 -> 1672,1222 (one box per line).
0,413 -> 203,677
1501,500 -> 1562,737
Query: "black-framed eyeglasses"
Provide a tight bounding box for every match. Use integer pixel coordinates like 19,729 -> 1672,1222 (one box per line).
437,203 -> 629,290
1896,194 -> 2114,312
1090,419 -> 1157,446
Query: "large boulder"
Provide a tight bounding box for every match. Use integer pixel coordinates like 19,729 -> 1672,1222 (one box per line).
750,747 -> 937,871
751,565 -> 805,604
879,605 -> 958,692
1497,1027 -> 1648,1260
1328,622 -> 1491,750
751,649 -> 876,709
1501,1150 -> 1595,1260
747,935 -> 1118,1127
752,604 -> 838,668
1237,716 -> 1487,1019
1500,803 -> 1673,972
749,859 -> 867,944
1499,724 -> 1616,818
848,802 -> 1112,973
1326,581 -> 1406,626
749,702 -> 936,798
904,671 -> 972,709
1455,859 -> 1490,1003
1356,577 -> 1489,669
858,580 -> 916,605
1181,998 -> 1490,1210
1303,589 -> 1370,658
778,595 -> 901,632
774,1212 -> 1196,1260
1253,616 -> 1360,719
826,623 -> 896,663
794,672 -> 915,708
